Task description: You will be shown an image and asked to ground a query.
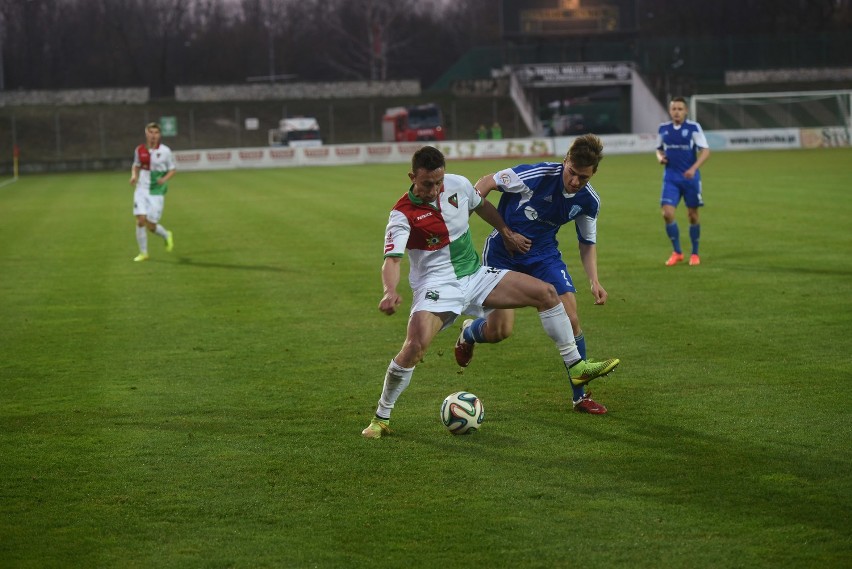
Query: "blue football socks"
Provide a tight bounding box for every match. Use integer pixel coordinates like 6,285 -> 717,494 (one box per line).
571,333 -> 587,401
666,222 -> 681,253
689,224 -> 700,255
463,318 -> 488,344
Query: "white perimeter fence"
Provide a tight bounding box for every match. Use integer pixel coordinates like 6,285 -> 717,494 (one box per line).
172,126 -> 851,172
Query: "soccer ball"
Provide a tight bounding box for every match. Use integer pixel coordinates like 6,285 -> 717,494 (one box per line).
440,391 -> 484,435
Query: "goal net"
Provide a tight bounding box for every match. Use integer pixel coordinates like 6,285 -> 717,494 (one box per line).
690,90 -> 852,130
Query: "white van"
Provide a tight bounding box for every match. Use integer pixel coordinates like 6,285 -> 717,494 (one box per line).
269,117 -> 322,147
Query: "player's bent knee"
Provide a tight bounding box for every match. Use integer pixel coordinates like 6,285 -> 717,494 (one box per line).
538,283 -> 560,307
401,339 -> 428,363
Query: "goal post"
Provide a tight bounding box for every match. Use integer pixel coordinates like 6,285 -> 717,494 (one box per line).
0,144 -> 19,187
690,90 -> 852,130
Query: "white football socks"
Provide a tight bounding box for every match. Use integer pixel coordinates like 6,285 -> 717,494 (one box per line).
135,225 -> 148,254
538,304 -> 581,367
376,359 -> 415,419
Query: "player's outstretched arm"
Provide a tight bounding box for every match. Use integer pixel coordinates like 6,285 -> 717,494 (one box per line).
379,257 -> 403,315
579,242 -> 607,305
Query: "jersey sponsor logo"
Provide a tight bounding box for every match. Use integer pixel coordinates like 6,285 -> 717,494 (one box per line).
523,204 -> 558,227
415,212 -> 433,221
448,193 -> 459,208
666,144 -> 691,150
425,289 -> 440,301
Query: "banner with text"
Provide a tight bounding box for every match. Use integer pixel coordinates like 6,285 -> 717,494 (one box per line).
172,128 -> 845,172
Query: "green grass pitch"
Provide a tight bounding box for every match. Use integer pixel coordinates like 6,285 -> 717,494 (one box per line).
1,148 -> 850,568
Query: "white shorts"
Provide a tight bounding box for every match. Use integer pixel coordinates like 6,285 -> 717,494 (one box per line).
133,190 -> 165,223
410,265 -> 509,331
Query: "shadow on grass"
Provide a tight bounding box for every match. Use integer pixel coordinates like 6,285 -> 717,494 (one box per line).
162,256 -> 292,273
563,413 -> 849,533
723,262 -> 852,278
382,408 -> 848,541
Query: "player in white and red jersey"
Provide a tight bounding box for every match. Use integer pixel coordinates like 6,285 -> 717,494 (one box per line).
362,146 -> 620,439
129,122 -> 175,262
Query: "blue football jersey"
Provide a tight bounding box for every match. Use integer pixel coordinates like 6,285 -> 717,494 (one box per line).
483,162 -> 600,264
657,119 -> 708,180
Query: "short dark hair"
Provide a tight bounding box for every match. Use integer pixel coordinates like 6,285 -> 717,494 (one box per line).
670,96 -> 688,105
567,134 -> 604,172
411,145 -> 445,173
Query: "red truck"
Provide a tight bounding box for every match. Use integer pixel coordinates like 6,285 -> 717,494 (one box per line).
382,104 -> 446,142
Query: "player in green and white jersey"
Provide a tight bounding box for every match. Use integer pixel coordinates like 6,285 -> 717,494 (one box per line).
362,146 -> 620,439
129,122 -> 175,262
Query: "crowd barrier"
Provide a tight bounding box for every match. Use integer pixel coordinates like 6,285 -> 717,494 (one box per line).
173,138 -> 557,171
172,127 -> 850,172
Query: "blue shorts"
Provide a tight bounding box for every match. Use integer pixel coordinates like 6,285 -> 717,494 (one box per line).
661,177 -> 704,209
483,250 -> 576,296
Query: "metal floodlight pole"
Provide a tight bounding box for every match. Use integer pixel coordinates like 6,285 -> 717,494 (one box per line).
0,12 -> 5,91
267,21 -> 275,82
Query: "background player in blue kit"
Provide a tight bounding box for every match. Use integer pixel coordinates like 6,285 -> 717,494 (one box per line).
656,96 -> 710,266
454,134 -> 619,414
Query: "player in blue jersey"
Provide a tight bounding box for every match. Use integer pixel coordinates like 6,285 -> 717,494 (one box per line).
361,146 -> 621,438
656,96 -> 710,266
454,134 -> 619,414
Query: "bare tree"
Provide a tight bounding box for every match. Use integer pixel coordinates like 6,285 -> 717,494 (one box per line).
2,0 -> 846,94
0,0 -> 493,90
319,0 -> 421,81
